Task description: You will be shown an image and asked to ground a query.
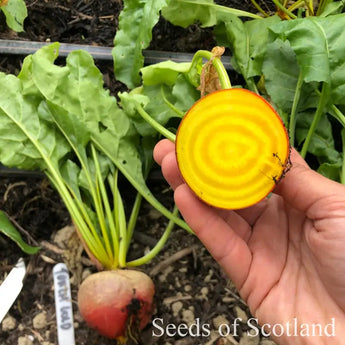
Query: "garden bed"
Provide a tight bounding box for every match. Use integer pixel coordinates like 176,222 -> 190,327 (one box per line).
0,1 -> 278,345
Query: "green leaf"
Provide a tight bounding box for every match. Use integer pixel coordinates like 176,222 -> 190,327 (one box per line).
161,0 -> 218,28
266,13 -> 345,118
318,162 -> 342,181
141,61 -> 191,86
172,74 -> 200,112
112,0 -> 170,89
263,40 -> 299,114
0,73 -> 70,171
0,211 -> 40,254
1,0 -> 27,32
60,159 -> 82,200
120,73 -> 198,138
263,39 -> 319,115
120,90 -> 150,116
268,14 -> 345,85
215,14 -> 280,88
28,43 -> 190,233
32,47 -> 113,130
161,0 -> 261,28
143,84 -> 181,124
120,57 -> 199,141
296,110 -> 342,175
318,1 -> 344,16
119,86 -> 174,137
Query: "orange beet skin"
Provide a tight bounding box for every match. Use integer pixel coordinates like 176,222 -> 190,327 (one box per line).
78,269 -> 155,339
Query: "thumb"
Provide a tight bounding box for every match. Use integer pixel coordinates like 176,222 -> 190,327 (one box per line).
273,148 -> 345,213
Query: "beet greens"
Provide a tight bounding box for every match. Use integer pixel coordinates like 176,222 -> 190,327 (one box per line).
113,0 -> 345,183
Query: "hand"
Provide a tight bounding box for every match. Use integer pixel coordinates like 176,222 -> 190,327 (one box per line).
154,139 -> 345,345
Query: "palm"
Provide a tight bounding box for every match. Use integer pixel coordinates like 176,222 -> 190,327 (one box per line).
154,139 -> 345,343
240,197 -> 345,339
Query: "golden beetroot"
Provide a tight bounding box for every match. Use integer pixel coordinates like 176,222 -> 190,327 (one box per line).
176,88 -> 290,210
78,269 -> 155,340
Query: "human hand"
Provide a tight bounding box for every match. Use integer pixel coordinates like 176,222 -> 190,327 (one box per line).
154,139 -> 345,345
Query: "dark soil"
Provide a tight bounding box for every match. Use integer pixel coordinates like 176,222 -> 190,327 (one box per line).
0,1 -> 277,345
0,0 -> 264,48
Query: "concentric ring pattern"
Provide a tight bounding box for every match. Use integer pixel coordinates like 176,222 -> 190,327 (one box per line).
176,89 -> 290,210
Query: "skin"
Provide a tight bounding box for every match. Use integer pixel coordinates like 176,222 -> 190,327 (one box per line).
154,139 -> 345,345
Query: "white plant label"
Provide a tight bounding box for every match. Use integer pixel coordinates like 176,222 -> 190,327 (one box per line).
53,263 -> 75,345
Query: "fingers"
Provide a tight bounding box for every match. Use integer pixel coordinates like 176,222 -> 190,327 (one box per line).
174,183 -> 252,289
154,139 -> 254,288
153,139 -> 184,190
154,139 -> 269,226
273,148 -> 345,214
154,140 -> 345,220
153,139 -> 174,166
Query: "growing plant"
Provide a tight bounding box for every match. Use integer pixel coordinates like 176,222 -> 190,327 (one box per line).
118,44 -> 290,210
0,211 -> 40,254
87,0 -> 345,338
112,0 -> 261,89
0,35 -> 287,340
1,0 -> 345,342
113,0 -> 345,184
251,0 -> 343,19
0,42 -> 187,342
80,0 -> 345,339
0,0 -> 27,32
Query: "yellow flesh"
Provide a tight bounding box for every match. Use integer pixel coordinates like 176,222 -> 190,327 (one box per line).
176,89 -> 290,210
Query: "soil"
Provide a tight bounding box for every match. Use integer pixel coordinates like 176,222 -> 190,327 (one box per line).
0,1 -> 278,345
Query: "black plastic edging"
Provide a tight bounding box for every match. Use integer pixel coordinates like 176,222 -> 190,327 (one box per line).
0,39 -> 233,70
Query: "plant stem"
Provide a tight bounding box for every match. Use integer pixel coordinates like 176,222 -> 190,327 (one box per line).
289,72 -> 304,146
47,116 -> 113,267
288,0 -> 306,13
213,56 -> 232,90
136,104 -> 176,142
190,50 -> 232,90
313,87 -> 345,127
45,171 -> 109,267
92,145 -> 119,268
300,82 -> 329,158
250,0 -> 270,16
316,0 -> 333,16
247,78 -> 259,94
90,148 -> 115,264
305,0 -> 314,15
92,139 -> 192,233
126,192 -> 142,250
161,85 -> 185,117
126,205 -> 179,267
330,104 -> 345,127
116,187 -> 128,268
16,116 -> 109,267
341,129 -> 345,184
61,181 -> 110,266
272,0 -> 298,18
111,169 -> 128,268
108,172 -> 120,261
